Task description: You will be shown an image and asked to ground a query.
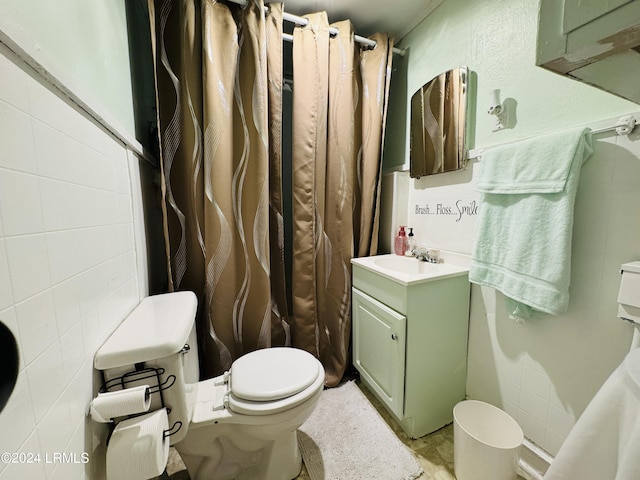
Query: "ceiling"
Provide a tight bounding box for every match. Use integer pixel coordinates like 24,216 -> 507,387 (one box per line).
279,0 -> 445,42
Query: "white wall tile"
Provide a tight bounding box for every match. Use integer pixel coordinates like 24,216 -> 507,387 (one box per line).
25,342 -> 65,422
62,360 -> 94,424
522,365 -> 551,399
51,277 -> 82,336
46,226 -> 121,284
115,162 -> 131,195
97,286 -> 126,339
498,375 -> 520,406
117,193 -> 133,224
0,169 -> 44,236
32,121 -> 85,183
517,410 -> 546,447
544,428 -> 567,457
0,101 -> 37,173
519,388 -> 549,424
406,165 -> 479,255
80,308 -> 100,360
33,121 -> 100,187
48,420 -> 86,480
547,403 -> 576,438
37,395 -> 75,477
459,137 -> 640,455
39,178 -> 118,231
0,45 -> 31,112
0,240 -> 14,311
15,290 -> 58,366
122,278 -> 140,314
95,152 -> 118,193
0,369 -> 36,458
0,44 -> 144,480
0,431 -> 46,480
59,323 -> 86,385
75,266 -> 109,319
116,224 -> 135,255
33,119 -> 119,194
26,81 -> 85,140
81,119 -> 127,167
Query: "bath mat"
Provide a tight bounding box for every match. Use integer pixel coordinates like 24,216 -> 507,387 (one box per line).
298,381 -> 423,480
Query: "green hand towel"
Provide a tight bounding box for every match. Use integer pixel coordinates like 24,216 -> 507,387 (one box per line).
469,127 -> 593,319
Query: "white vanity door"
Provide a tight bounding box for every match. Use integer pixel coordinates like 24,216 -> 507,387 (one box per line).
352,288 -> 406,419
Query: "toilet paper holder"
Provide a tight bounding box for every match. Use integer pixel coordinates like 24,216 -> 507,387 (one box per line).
163,420 -> 182,440
100,366 -> 176,397
99,366 -> 183,440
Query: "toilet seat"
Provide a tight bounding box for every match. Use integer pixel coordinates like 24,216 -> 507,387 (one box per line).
227,348 -> 324,416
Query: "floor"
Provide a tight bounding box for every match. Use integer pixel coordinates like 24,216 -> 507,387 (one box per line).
162,378 -> 457,480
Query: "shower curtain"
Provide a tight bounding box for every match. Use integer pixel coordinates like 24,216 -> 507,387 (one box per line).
291,13 -> 394,385
148,0 -> 393,386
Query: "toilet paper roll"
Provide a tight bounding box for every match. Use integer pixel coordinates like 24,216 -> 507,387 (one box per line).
106,408 -> 170,480
90,385 -> 151,423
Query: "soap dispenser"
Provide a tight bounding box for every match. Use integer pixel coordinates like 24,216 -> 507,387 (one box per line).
405,227 -> 415,256
394,226 -> 407,256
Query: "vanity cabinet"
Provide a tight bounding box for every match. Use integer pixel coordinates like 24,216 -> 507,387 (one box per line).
353,288 -> 406,419
351,255 -> 470,439
537,0 -> 640,104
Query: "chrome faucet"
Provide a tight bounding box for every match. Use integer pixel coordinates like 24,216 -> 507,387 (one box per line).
411,247 -> 442,263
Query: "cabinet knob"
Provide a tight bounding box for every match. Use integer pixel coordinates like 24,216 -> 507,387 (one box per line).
391,333 -> 398,340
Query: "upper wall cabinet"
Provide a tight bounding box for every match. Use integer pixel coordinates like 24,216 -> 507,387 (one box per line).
536,0 -> 640,104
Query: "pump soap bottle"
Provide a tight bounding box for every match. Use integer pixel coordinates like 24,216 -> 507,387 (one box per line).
405,227 -> 415,256
394,226 -> 407,256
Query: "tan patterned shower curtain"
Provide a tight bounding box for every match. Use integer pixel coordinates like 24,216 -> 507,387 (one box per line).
149,0 -> 393,385
149,0 -> 287,377
291,14 -> 393,385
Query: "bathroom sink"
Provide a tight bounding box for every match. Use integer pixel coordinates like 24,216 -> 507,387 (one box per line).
372,256 -> 446,274
351,253 -> 469,286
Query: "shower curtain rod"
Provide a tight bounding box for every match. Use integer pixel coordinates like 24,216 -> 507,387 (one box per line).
226,0 -> 406,56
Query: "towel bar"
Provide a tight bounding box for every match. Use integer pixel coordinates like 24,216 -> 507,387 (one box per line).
468,114 -> 638,161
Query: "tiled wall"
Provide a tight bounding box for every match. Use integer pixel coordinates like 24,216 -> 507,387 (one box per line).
465,131 -> 640,455
0,45 -> 143,479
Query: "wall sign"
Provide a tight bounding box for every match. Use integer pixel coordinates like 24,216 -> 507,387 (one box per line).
414,200 -> 479,222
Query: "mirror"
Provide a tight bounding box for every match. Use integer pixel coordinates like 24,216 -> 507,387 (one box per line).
410,66 -> 468,178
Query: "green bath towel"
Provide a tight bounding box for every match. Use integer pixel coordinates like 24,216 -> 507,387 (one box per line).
469,127 -> 593,319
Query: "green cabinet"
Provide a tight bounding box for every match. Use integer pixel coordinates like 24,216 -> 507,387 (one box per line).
353,288 -> 406,419
351,258 -> 470,438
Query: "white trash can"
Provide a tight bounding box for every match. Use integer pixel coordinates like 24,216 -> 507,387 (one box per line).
453,400 -> 523,480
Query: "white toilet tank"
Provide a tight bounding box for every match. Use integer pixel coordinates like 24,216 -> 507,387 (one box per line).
95,291 -> 200,444
619,261 -> 640,324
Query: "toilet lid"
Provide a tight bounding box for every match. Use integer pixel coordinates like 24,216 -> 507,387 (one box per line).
230,348 -> 319,402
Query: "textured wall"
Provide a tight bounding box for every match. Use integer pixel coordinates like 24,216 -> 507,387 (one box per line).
382,0 -> 640,455
0,0 -> 135,139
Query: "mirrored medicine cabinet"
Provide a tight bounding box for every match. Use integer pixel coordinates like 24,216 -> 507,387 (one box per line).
410,66 -> 468,178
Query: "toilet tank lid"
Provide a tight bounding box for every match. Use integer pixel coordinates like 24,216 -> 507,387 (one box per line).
94,292 -> 198,370
621,261 -> 640,274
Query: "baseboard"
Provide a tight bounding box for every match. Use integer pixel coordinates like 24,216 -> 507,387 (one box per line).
517,438 -> 553,480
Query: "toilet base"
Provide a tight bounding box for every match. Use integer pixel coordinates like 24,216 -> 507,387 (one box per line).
176,428 -> 302,480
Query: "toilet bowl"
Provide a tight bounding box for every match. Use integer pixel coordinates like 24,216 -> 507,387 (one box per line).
94,292 -> 325,480
176,348 -> 325,480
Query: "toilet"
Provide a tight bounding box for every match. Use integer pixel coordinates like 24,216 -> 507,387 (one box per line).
94,291 -> 325,480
